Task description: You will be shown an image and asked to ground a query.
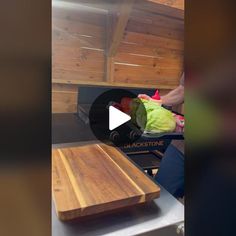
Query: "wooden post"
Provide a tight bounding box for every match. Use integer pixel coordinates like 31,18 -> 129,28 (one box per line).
106,56 -> 114,83
105,0 -> 135,83
105,11 -> 115,82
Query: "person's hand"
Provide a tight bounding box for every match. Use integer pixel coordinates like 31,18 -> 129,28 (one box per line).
138,94 -> 152,100
138,94 -> 162,105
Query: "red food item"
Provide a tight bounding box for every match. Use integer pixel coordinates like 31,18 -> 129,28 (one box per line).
152,90 -> 161,100
120,97 -> 132,113
108,101 -> 122,111
173,114 -> 185,132
113,103 -> 122,110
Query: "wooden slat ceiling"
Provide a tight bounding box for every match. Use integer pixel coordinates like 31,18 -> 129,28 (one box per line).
55,0 -> 117,11
147,0 -> 184,10
53,0 -> 184,40
55,0 -> 184,16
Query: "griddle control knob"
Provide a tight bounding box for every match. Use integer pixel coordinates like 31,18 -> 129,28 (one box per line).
109,131 -> 120,141
129,130 -> 139,140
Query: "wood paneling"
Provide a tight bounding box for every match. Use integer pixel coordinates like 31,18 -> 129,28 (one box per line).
52,84 -> 78,113
52,83 -> 78,93
114,64 -> 181,86
52,3 -> 106,27
53,18 -> 106,38
52,144 -> 160,220
53,68 -> 104,83
130,9 -> 184,31
52,0 -> 184,112
118,41 -> 183,59
115,52 -> 183,68
135,0 -> 184,19
52,5 -> 106,85
53,54 -> 104,72
147,0 -> 184,10
53,28 -> 104,49
126,9 -> 184,40
123,31 -> 183,50
127,19 -> 183,40
113,30 -> 183,87
53,47 -> 104,66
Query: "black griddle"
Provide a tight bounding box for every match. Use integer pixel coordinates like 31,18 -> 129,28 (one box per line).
52,85 -> 184,176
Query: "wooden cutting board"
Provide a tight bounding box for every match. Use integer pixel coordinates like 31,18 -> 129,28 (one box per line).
52,144 -> 160,220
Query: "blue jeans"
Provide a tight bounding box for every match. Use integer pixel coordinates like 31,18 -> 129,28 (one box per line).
155,144 -> 184,198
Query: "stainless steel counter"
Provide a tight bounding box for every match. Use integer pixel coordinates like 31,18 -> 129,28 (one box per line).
52,142 -> 184,236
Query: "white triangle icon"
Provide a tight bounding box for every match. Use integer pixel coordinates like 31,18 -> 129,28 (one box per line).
109,106 -> 131,131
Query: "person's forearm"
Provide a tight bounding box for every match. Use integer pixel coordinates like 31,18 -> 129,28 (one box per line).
161,85 -> 184,106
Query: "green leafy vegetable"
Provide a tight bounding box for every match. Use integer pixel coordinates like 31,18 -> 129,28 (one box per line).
132,99 -> 176,133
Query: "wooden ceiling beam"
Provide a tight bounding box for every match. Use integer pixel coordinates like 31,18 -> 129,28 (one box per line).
108,0 -> 135,57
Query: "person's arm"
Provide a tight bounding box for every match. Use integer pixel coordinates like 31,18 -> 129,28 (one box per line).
138,85 -> 184,106
138,73 -> 184,106
161,84 -> 184,106
161,73 -> 184,106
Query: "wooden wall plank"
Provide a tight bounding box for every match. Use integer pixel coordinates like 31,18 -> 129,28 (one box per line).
53,18 -> 106,39
113,64 -> 182,86
52,84 -> 78,113
127,8 -> 184,42
52,83 -> 78,93
52,4 -> 106,27
52,46 -> 104,60
126,19 -> 184,40
53,69 -> 104,82
52,5 -> 106,85
147,0 -> 184,10
135,0 -> 184,19
115,52 -> 183,68
52,46 -> 105,82
118,42 -> 183,59
52,28 -> 104,49
114,63 -> 182,78
130,9 -> 184,31
53,55 -> 104,72
123,31 -> 183,50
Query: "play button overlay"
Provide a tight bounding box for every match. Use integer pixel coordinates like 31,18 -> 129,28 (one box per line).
89,88 -> 147,147
109,106 -> 131,131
